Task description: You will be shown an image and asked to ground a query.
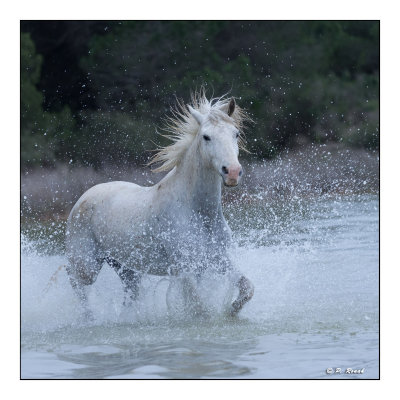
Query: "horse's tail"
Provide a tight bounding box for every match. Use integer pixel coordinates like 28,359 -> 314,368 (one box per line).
42,264 -> 66,296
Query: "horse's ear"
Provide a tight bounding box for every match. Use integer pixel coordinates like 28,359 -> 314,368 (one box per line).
188,105 -> 203,126
227,98 -> 236,116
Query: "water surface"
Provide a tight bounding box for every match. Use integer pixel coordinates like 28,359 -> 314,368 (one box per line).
21,194 -> 379,379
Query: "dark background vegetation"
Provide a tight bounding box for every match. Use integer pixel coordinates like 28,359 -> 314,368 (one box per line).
21,20 -> 379,169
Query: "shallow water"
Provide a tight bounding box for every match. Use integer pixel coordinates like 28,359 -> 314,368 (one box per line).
21,194 -> 379,379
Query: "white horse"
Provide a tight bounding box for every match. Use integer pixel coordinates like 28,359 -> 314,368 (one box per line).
65,92 -> 254,317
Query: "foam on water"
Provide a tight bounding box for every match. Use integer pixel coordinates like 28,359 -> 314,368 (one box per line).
21,194 -> 379,378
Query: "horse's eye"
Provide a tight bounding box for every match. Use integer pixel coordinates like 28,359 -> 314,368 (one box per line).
235,132 -> 240,139
203,135 -> 211,141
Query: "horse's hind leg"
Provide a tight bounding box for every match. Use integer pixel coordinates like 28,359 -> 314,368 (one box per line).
66,259 -> 103,321
231,275 -> 254,316
67,273 -> 93,320
105,256 -> 141,305
66,233 -> 103,319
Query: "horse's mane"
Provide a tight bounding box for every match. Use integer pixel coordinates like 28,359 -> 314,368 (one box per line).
149,90 -> 249,173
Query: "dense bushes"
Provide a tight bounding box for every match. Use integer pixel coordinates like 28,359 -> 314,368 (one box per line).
20,21 -> 379,168
21,33 -> 75,166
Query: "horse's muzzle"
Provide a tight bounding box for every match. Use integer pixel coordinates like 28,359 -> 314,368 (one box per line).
221,164 -> 242,187
223,177 -> 240,187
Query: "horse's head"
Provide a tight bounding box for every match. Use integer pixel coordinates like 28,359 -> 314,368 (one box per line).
189,98 -> 243,187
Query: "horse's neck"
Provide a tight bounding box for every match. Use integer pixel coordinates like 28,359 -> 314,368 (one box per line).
168,142 -> 222,217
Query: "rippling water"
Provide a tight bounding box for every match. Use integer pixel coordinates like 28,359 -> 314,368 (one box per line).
21,194 -> 379,379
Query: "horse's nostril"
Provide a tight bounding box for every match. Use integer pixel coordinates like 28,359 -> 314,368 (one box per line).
239,169 -> 243,176
222,166 -> 229,175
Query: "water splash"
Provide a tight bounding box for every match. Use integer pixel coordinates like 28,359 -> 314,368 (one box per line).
21,193 -> 379,378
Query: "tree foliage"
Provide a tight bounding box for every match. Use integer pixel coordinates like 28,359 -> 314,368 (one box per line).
21,21 -> 379,167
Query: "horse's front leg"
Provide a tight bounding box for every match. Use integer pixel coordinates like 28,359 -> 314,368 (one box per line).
215,253 -> 254,315
231,275 -> 254,316
181,275 -> 209,317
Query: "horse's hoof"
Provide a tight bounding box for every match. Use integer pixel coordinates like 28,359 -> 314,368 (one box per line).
229,300 -> 241,316
191,305 -> 210,319
227,308 -> 238,318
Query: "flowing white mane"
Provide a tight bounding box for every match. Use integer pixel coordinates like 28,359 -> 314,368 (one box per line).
150,91 -> 248,172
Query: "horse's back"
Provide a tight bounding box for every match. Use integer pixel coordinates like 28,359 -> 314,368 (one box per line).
77,180 -> 144,202
81,179 -> 147,201
67,181 -> 150,235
